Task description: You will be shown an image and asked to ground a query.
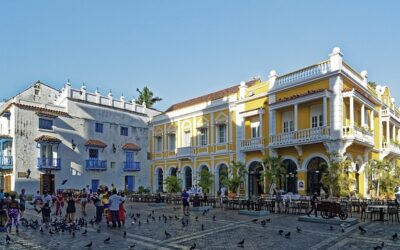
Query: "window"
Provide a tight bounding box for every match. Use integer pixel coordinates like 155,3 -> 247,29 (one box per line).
217,124 -> 227,144
120,126 -> 129,136
71,168 -> 82,176
95,123 -> 103,133
183,131 -> 191,147
89,149 -> 99,159
282,111 -> 294,133
155,136 -> 163,152
126,151 -> 134,162
199,128 -> 208,146
168,134 -> 176,151
310,105 -> 323,128
251,121 -> 260,138
39,118 -> 53,130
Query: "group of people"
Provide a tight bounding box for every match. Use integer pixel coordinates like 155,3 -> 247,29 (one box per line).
91,185 -> 126,227
0,188 -> 26,232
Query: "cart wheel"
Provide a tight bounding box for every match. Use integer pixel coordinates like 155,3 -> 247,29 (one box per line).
339,211 -> 348,220
321,211 -> 329,219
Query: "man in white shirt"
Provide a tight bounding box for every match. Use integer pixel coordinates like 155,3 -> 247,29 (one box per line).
109,190 -> 125,227
43,191 -> 53,206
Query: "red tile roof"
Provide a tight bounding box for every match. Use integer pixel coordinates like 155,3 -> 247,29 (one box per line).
164,79 -> 259,112
35,135 -> 62,144
122,143 -> 141,151
0,102 -> 69,117
85,139 -> 107,148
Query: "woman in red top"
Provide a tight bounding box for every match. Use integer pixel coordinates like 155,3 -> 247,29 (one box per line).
118,193 -> 126,226
55,192 -> 64,216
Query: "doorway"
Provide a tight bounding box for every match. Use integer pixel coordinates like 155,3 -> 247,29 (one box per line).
41,173 -> 55,194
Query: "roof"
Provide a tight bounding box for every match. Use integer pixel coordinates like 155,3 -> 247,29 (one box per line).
0,135 -> 12,140
35,135 -> 62,144
122,143 -> 141,151
85,139 -> 107,148
164,79 -> 260,112
0,102 -> 69,117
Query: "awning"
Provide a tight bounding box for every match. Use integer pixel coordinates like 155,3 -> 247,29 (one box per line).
85,139 -> 107,148
122,143 -> 141,151
35,135 -> 61,144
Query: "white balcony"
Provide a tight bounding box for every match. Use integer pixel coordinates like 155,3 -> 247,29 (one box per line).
269,126 -> 330,148
382,142 -> 400,156
342,126 -> 374,146
176,146 -> 195,159
240,138 -> 265,152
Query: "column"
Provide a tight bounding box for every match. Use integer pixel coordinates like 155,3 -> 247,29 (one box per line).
294,104 -> 298,131
361,104 -> 365,127
323,96 -> 327,126
349,96 -> 354,127
370,110 -> 374,130
269,110 -> 276,135
393,125 -> 396,143
259,110 -> 263,138
386,121 -> 390,144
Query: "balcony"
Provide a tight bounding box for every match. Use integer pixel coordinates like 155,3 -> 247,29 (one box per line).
176,146 -> 195,159
37,157 -> 61,170
382,142 -> 400,156
269,126 -> 331,147
123,161 -> 141,171
382,108 -> 400,122
85,159 -> 107,171
0,156 -> 13,170
342,126 -> 374,146
240,138 -> 265,152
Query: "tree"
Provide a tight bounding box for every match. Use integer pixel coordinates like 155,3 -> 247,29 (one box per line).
263,156 -> 286,192
135,86 -> 162,108
218,167 -> 229,190
165,175 -> 180,193
227,161 -> 248,194
198,168 -> 214,194
368,159 -> 398,198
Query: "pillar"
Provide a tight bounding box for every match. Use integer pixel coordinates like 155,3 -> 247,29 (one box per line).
294,104 -> 298,131
370,110 -> 374,130
393,125 -> 396,143
259,110 -> 263,138
386,121 -> 390,144
323,96 -> 327,126
361,104 -> 365,127
349,96 -> 354,127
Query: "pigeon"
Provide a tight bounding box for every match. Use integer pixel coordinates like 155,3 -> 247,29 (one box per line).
266,218 -> 271,222
138,221 -> 141,226
189,242 -> 197,250
296,227 -> 302,233
84,241 -> 93,248
129,244 -> 136,248
175,215 -> 179,220
49,229 -> 55,235
252,219 -> 258,223
182,220 -> 186,227
238,239 -> 245,247
152,210 -> 154,214
72,231 -> 75,237
61,179 -> 68,185
329,226 -> 334,231
213,215 -> 216,221
40,227 -> 44,233
104,237 -> 111,243
279,230 -> 284,235
195,216 -> 198,221
285,232 -> 291,238
201,224 -> 204,231
358,226 -> 366,233
373,242 -> 384,250
261,220 -> 266,227
82,229 -> 87,235
146,219 -> 149,224
202,210 -> 207,216
124,231 -> 127,238
6,234 -> 11,244
392,232 -> 398,240
165,230 -> 171,238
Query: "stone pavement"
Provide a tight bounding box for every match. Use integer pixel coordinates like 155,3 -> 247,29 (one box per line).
0,202 -> 399,250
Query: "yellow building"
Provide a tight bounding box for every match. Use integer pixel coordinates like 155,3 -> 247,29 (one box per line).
149,47 -> 399,198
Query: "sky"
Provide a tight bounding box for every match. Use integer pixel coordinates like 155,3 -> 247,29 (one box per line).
1,1 -> 400,110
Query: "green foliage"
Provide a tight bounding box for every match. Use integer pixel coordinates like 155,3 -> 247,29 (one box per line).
263,156 -> 286,191
198,168 -> 214,194
165,175 -> 181,193
321,153 -> 354,197
137,186 -> 149,194
367,81 -> 377,89
219,167 -> 229,189
367,160 -> 399,199
135,86 -> 162,108
227,161 -> 248,193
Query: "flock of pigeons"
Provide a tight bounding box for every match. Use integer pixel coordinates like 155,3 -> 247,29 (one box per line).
2,205 -> 399,249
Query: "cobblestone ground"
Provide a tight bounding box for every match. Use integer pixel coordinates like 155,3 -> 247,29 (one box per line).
1,202 -> 399,250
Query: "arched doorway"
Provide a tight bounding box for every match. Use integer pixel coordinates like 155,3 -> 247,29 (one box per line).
282,159 -> 298,193
355,163 -> 360,193
307,157 -> 328,195
184,167 -> 192,190
218,164 -> 229,191
198,165 -> 210,193
170,167 -> 177,176
248,161 -> 263,197
157,168 -> 164,192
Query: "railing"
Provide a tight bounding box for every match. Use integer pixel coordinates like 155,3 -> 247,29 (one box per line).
123,161 -> 141,171
0,156 -> 13,169
342,62 -> 364,83
240,138 -> 265,152
382,142 -> 400,155
85,159 -> 107,170
269,126 -> 330,147
382,108 -> 400,120
276,60 -> 331,88
176,146 -> 195,158
342,126 -> 374,145
37,157 -> 61,170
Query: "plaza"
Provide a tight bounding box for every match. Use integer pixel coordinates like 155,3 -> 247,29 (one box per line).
1,201 -> 399,250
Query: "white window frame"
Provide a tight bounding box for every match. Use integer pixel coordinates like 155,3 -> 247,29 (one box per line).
183,130 -> 191,147
282,111 -> 294,133
310,105 -> 323,128
217,124 -> 227,144
155,136 -> 163,152
251,121 -> 260,138
198,127 -> 208,146
168,134 -> 176,151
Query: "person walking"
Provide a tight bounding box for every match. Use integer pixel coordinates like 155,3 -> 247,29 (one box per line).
108,190 -> 124,228
6,193 -> 19,233
65,194 -> 77,223
307,193 -> 318,217
19,189 -> 26,218
94,189 -> 104,223
80,188 -> 88,216
118,193 -> 126,226
40,202 -> 52,227
55,192 -> 64,216
181,190 -> 190,216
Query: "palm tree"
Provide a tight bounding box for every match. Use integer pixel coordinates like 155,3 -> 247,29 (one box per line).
368,159 -> 391,198
135,86 -> 162,108
228,161 -> 248,194
263,156 -> 286,192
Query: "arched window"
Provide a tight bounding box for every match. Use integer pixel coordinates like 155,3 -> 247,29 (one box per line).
307,157 -> 328,195
248,161 -> 263,197
282,159 -> 298,193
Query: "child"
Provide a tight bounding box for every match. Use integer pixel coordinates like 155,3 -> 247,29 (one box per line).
65,195 -> 76,223
41,203 -> 51,227
6,194 -> 19,233
118,193 -> 126,226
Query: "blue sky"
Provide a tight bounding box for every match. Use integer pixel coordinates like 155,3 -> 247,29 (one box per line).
1,1 -> 400,110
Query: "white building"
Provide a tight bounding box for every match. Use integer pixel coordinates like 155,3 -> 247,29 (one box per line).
0,81 -> 160,195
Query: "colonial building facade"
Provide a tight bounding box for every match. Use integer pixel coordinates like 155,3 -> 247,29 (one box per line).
150,48 -> 400,198
0,82 -> 159,194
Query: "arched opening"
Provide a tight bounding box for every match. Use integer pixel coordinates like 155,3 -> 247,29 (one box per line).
218,164 -> 229,191
198,165 -> 210,193
282,159 -> 298,193
248,161 -> 263,197
307,157 -> 328,195
170,167 -> 177,176
184,167 -> 192,190
355,163 -> 360,194
157,168 -> 164,192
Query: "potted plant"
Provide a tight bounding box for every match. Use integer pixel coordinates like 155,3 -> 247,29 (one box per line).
227,161 -> 247,197
165,175 -> 181,194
